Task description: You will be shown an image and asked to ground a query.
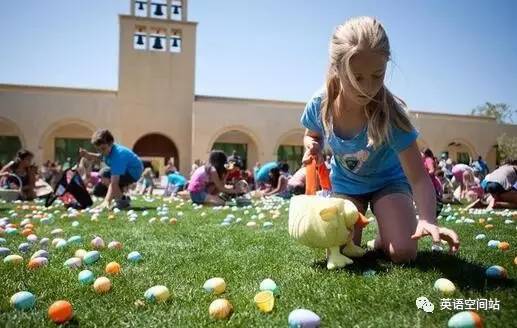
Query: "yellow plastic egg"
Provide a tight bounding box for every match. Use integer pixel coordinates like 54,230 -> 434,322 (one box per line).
433,278 -> 456,295
203,277 -> 226,295
209,299 -> 233,320
93,277 -> 112,294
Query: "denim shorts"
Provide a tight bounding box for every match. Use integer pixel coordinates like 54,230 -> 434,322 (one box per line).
332,181 -> 413,215
190,191 -> 208,204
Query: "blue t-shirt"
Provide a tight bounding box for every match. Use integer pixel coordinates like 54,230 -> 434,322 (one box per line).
167,172 -> 187,186
300,91 -> 419,195
103,144 -> 143,181
255,162 -> 278,183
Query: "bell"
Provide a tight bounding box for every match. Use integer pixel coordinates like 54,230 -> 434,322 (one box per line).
171,37 -> 179,47
136,34 -> 144,46
152,36 -> 163,49
154,4 -> 164,16
137,1 -> 144,10
172,5 -> 180,15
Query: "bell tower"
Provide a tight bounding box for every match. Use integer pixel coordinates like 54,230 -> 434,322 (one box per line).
116,0 -> 196,174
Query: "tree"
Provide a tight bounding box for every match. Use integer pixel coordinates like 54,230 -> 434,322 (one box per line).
471,102 -> 516,123
497,134 -> 517,163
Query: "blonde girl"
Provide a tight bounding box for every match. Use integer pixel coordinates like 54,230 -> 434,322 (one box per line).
301,17 -> 460,263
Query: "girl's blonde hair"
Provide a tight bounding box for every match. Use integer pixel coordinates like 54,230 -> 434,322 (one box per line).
321,16 -> 414,148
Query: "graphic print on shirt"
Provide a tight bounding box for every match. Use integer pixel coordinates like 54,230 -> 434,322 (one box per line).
334,149 -> 370,173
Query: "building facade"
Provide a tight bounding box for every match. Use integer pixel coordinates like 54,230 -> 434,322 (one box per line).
1,0 -> 516,175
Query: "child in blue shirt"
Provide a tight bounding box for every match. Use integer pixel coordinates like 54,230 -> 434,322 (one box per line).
301,17 -> 459,263
79,129 -> 143,209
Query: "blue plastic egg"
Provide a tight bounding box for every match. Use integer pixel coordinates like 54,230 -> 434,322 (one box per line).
447,310 -> 483,328
83,251 -> 100,265
0,247 -> 11,258
485,265 -> 507,280
10,291 -> 36,310
78,269 -> 95,285
487,240 -> 500,248
127,251 -> 142,262
263,222 -> 273,229
18,242 -> 31,253
474,234 -> 486,240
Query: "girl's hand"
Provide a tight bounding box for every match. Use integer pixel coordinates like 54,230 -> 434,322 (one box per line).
411,221 -> 460,254
302,140 -> 323,164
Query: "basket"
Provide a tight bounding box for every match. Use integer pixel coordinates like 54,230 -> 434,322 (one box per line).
0,173 -> 23,202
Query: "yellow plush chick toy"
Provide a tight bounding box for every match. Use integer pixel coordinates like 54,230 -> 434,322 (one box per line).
288,195 -> 367,270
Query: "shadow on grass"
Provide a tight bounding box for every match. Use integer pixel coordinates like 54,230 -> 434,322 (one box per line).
312,250 -> 515,292
127,206 -> 158,211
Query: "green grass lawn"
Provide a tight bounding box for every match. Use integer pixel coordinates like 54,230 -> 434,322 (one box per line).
0,196 -> 515,327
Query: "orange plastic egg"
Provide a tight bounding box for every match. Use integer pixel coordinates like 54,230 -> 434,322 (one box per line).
48,300 -> 73,324
105,262 -> 121,275
498,242 -> 510,251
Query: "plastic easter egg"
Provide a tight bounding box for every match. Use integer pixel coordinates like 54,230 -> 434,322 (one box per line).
498,242 -> 510,251
220,221 -> 231,227
31,249 -> 49,259
10,291 -> 36,310
487,240 -> 500,248
447,311 -> 483,328
169,218 -> 177,224
0,237 -> 5,244
72,221 -> 80,227
91,236 -> 105,249
67,235 -> 82,245
246,221 -> 257,228
144,285 -> 170,303
127,251 -> 142,262
484,224 -> 494,230
75,249 -> 87,259
48,300 -> 73,324
51,228 -> 64,237
93,276 -> 112,294
4,254 -> 23,264
254,290 -> 275,313
485,265 -> 507,280
78,270 -> 95,285
105,261 -> 121,275
64,257 -> 82,269
18,242 -> 31,253
108,241 -> 123,250
263,222 -> 273,229
203,277 -> 226,295
83,251 -> 100,264
27,234 -> 38,243
260,278 -> 279,295
209,298 -> 233,320
514,256 -> 517,266
55,239 -> 67,249
288,309 -> 321,328
434,278 -> 456,295
28,257 -> 48,269
39,238 -> 49,248
0,247 -> 11,258
474,234 -> 486,240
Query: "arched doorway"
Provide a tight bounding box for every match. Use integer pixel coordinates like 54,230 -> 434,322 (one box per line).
276,130 -> 304,173
0,117 -> 24,165
133,133 -> 179,173
443,140 -> 476,165
40,120 -> 95,166
211,130 -> 259,170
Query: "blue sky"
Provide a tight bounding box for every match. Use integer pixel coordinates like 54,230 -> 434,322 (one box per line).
0,0 -> 516,118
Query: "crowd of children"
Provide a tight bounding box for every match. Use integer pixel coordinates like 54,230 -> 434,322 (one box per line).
421,150 -> 517,210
